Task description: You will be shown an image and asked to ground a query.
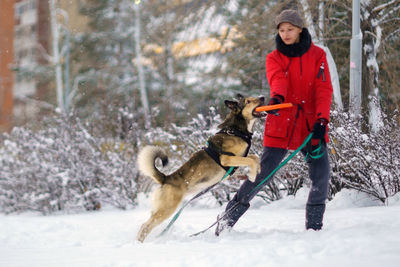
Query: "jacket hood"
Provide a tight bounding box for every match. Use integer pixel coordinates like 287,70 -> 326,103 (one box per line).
275,28 -> 312,57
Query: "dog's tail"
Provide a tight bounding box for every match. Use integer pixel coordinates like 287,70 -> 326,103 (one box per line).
137,146 -> 168,184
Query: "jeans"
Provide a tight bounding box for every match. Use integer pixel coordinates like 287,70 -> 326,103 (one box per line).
224,144 -> 331,227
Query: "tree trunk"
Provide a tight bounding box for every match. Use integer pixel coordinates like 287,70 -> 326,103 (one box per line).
363,27 -> 383,132
362,3 -> 384,132
165,41 -> 175,125
49,0 -> 64,113
134,3 -> 150,129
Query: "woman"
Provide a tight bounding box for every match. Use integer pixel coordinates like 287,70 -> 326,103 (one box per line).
216,9 -> 333,235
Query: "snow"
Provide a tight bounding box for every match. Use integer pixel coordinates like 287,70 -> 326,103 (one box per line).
1,189 -> 400,267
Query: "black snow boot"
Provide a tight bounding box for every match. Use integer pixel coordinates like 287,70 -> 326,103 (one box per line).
215,198 -> 250,236
305,203 -> 326,230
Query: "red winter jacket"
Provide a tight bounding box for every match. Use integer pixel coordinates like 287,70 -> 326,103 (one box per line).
264,30 -> 333,150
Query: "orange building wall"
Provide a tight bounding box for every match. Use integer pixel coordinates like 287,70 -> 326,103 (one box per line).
0,0 -> 14,132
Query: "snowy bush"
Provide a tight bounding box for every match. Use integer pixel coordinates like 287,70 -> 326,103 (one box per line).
2,105 -> 398,214
252,110 -> 400,204
0,115 -> 140,214
329,111 -> 400,203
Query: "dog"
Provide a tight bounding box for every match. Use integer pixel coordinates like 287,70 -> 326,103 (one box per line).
136,94 -> 265,242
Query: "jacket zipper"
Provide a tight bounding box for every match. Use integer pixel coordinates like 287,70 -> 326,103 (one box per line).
285,58 -> 292,78
300,56 -> 303,78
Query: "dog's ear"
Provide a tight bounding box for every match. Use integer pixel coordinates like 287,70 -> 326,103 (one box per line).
225,100 -> 240,112
236,93 -> 244,102
236,93 -> 246,108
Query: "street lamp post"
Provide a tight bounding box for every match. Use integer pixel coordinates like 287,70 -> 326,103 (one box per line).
57,8 -> 71,114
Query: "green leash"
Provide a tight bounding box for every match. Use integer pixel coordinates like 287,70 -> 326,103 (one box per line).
190,133 -> 323,237
251,133 -> 317,193
305,140 -> 325,161
158,166 -> 235,237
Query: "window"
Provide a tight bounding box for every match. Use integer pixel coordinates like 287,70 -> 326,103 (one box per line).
15,4 -> 24,18
14,0 -> 36,18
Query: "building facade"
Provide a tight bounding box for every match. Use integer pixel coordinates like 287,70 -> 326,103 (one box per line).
0,0 -> 15,132
13,0 -> 52,125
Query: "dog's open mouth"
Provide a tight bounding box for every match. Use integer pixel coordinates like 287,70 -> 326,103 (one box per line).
252,104 -> 266,117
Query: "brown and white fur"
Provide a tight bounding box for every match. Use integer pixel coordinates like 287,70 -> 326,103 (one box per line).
136,94 -> 265,242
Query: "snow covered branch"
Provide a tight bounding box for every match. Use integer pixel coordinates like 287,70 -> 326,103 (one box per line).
371,0 -> 400,13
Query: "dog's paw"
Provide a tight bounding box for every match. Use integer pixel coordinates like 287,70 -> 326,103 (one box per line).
248,172 -> 257,182
255,161 -> 261,174
136,234 -> 145,243
248,154 -> 259,162
248,155 -> 261,174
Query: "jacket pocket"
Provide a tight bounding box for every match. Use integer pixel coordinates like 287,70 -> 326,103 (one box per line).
264,109 -> 291,138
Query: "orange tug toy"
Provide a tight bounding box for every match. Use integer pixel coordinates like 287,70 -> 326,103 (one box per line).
255,103 -> 293,113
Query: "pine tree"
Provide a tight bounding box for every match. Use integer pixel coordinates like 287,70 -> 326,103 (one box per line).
76,0 -> 140,120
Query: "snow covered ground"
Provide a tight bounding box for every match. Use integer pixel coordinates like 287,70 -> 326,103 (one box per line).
1,188 -> 400,267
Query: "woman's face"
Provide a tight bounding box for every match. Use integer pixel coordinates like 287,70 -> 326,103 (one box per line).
278,22 -> 302,45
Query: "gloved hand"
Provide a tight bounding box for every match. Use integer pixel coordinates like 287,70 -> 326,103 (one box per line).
312,118 -> 328,141
267,95 -> 284,115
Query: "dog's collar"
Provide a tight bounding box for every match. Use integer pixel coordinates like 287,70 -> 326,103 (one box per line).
218,127 -> 253,146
